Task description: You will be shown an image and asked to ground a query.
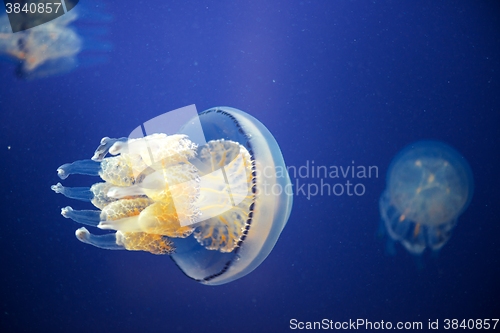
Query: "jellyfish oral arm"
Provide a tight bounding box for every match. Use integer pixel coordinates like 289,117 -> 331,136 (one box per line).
75,227 -> 126,250
91,137 -> 128,161
51,183 -> 93,201
56,159 -> 101,180
61,206 -> 101,227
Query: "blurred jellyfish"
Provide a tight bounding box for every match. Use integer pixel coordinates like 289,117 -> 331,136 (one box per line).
0,0 -> 110,79
379,141 -> 473,255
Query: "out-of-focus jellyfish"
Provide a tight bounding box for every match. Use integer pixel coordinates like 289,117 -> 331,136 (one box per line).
379,141 -> 473,255
52,106 -> 293,285
0,0 -> 110,79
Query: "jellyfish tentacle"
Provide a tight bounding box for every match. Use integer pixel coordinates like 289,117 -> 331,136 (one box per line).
57,159 -> 101,179
61,206 -> 101,227
107,184 -> 146,199
91,137 -> 128,161
51,183 -> 93,201
75,227 -> 126,250
98,215 -> 140,232
76,227 -> 175,254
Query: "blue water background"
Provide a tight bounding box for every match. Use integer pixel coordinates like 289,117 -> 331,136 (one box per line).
0,1 -> 499,332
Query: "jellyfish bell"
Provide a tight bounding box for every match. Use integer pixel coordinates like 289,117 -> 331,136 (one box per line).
52,106 -> 293,285
174,107 -> 293,284
379,140 -> 474,255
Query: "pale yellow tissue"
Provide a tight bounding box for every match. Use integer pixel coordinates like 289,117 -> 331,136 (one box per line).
138,201 -> 194,238
116,231 -> 175,255
101,198 -> 152,221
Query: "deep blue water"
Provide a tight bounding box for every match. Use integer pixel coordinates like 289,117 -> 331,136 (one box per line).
1,1 -> 499,332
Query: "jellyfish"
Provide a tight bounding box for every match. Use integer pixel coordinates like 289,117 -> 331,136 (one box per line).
379,141 -> 473,255
0,0 -> 110,79
52,106 -> 293,285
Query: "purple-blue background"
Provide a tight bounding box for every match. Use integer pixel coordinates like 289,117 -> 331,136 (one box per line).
1,1 -> 499,332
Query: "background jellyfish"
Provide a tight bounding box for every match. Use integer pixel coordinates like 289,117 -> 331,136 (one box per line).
0,0 -> 110,79
379,140 -> 473,255
52,106 -> 293,285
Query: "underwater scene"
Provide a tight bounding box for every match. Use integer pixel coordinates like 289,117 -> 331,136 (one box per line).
0,0 -> 499,332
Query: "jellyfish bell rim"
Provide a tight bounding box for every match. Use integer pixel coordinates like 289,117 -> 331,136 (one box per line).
386,140 -> 474,214
173,106 -> 293,285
